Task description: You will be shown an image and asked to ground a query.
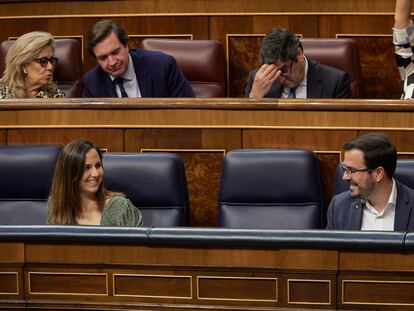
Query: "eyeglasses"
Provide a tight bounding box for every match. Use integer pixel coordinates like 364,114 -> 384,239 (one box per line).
33,57 -> 58,68
340,163 -> 372,175
279,60 -> 294,76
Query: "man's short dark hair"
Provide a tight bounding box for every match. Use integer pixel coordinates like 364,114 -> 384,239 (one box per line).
343,133 -> 397,178
259,28 -> 302,65
86,19 -> 129,58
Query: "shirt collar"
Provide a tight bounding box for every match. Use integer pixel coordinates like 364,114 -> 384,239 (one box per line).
282,56 -> 308,96
110,53 -> 135,82
301,55 -> 308,87
364,178 -> 397,216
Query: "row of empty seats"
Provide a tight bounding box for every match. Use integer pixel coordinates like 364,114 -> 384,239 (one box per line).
0,37 -> 364,98
3,145 -> 412,228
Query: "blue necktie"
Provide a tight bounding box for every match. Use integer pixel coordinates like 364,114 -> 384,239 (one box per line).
288,88 -> 296,98
113,77 -> 128,98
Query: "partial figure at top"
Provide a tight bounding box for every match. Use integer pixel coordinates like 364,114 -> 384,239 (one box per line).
393,0 -> 414,99
245,28 -> 351,99
82,19 -> 195,98
0,31 -> 65,99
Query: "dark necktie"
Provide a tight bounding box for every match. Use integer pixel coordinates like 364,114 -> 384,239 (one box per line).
288,88 -> 296,98
113,77 -> 128,98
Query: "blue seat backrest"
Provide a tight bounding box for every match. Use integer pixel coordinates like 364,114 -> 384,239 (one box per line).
103,152 -> 190,227
218,149 -> 323,229
0,144 -> 62,225
333,159 -> 414,196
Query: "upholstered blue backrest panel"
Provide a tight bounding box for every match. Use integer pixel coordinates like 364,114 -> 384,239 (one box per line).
0,201 -> 47,225
333,159 -> 414,196
218,149 -> 323,229
103,152 -> 189,227
219,204 -> 321,229
0,144 -> 62,225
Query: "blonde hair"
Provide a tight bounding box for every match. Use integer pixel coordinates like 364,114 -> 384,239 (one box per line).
0,31 -> 57,98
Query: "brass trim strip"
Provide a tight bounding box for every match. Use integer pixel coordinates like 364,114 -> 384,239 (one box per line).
342,279 -> 414,306
141,148 -> 226,155
0,272 -> 19,295
129,34 -> 193,40
2,125 -> 414,131
113,273 -> 192,299
197,275 -> 278,302
225,33 -> 265,97
28,272 -> 109,296
336,33 -> 393,38
287,278 -> 331,305
0,12 -> 397,20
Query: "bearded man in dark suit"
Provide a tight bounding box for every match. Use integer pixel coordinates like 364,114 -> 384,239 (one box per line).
327,133 -> 414,231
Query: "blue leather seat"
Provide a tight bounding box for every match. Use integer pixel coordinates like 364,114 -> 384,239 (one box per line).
218,149 -> 323,229
103,152 -> 190,227
333,159 -> 414,195
0,144 -> 62,225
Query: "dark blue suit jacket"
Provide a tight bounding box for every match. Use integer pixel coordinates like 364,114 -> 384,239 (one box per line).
82,49 -> 195,98
326,180 -> 414,231
245,59 -> 352,98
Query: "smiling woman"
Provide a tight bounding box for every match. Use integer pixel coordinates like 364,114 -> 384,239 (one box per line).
0,31 -> 65,99
47,139 -> 144,227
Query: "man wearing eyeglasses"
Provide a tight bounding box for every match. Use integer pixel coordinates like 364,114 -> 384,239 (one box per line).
326,133 -> 414,231
245,28 -> 352,99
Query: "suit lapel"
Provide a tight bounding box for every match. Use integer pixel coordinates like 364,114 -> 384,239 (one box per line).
348,198 -> 363,230
101,74 -> 118,97
394,181 -> 411,231
131,50 -> 152,97
306,60 -> 322,98
267,82 -> 283,98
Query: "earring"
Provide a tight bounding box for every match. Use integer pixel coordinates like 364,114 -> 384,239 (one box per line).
23,68 -> 27,74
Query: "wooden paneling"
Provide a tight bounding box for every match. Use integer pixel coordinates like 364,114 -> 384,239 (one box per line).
7,129 -> 124,152
125,128 -> 240,226
0,243 -> 24,262
2,99 -> 414,226
114,274 -> 192,298
0,273 -> 19,295
339,252 -> 414,271
20,243 -> 338,309
197,276 -> 278,301
2,234 -> 414,309
0,130 -> 6,144
28,272 -> 108,295
0,1 -> 404,99
340,276 -> 414,308
339,36 -> 401,99
286,277 -> 332,306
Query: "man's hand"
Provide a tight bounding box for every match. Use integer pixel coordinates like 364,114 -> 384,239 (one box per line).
249,64 -> 281,98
